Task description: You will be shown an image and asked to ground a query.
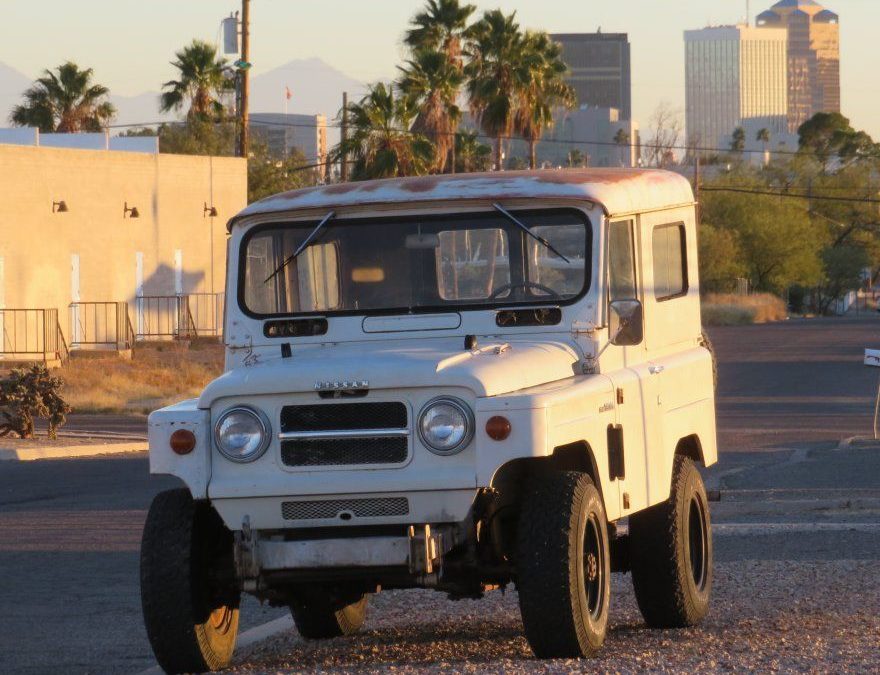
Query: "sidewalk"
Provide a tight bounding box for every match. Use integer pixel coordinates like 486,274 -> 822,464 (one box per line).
0,436 -> 147,461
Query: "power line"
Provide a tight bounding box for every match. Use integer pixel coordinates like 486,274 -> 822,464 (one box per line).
700,186 -> 880,204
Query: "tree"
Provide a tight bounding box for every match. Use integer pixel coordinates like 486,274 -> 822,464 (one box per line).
466,10 -> 532,171
797,112 -> 878,172
160,40 -> 230,120
331,83 -> 433,180
643,103 -> 682,168
248,143 -> 318,203
156,119 -> 235,156
812,243 -> 870,314
454,129 -> 492,172
404,0 -> 475,64
613,128 -> 630,166
10,62 -> 115,132
730,126 -> 746,154
566,148 -> 584,168
514,31 -> 575,169
756,127 -> 771,152
398,49 -> 464,173
697,222 -> 746,293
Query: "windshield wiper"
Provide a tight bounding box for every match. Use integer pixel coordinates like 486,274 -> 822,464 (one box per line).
264,210 -> 336,284
492,203 -> 570,264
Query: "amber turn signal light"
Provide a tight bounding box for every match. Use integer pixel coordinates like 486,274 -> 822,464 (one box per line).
485,416 -> 511,441
170,429 -> 196,455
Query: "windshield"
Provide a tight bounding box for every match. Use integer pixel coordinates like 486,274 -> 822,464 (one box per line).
240,209 -> 590,317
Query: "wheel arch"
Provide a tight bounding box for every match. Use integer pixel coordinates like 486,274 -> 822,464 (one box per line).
674,434 -> 705,466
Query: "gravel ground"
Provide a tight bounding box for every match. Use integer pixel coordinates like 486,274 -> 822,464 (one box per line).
228,560 -> 879,674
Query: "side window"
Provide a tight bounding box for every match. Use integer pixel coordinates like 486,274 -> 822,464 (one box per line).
652,224 -> 687,300
608,220 -> 636,301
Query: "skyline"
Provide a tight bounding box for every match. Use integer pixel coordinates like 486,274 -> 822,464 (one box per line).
4,0 -> 878,139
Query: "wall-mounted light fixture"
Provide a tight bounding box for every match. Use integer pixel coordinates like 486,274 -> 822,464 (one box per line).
203,202 -> 218,218
52,200 -> 68,213
123,202 -> 140,219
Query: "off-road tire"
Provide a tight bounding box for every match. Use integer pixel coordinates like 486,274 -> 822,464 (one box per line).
290,589 -> 368,639
140,488 -> 240,674
516,471 -> 611,658
629,456 -> 713,628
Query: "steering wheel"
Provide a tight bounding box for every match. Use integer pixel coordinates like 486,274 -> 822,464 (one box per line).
489,281 -> 561,301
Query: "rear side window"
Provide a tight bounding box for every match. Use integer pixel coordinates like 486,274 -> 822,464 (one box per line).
652,224 -> 687,300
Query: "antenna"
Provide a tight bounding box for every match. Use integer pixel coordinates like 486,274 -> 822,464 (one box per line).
746,0 -> 750,26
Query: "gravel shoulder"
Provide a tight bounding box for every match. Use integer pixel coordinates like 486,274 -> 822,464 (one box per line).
228,559 -> 879,674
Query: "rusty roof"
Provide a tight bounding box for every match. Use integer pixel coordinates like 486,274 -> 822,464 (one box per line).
229,169 -> 694,230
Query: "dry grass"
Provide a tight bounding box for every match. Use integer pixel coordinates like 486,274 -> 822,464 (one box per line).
703,293 -> 787,326
59,341 -> 224,414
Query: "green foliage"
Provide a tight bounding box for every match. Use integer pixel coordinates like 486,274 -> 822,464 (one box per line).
248,143 -> 317,203
160,40 -> 231,120
10,61 -> 115,132
797,112 -> 878,171
812,243 -> 871,314
332,83 -> 434,180
566,148 -> 584,168
0,365 -> 71,440
730,127 -> 745,153
697,222 -> 746,293
157,119 -> 235,156
454,129 -> 492,172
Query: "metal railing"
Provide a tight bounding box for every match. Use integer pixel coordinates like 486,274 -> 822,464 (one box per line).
0,308 -> 69,364
134,293 -> 224,341
69,301 -> 134,351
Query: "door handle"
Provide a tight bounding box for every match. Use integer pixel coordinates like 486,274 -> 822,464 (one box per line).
649,364 -> 664,375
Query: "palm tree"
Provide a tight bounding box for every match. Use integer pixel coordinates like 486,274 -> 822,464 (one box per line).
566,148 -> 584,168
514,32 -> 575,169
398,49 -> 464,173
613,128 -> 630,166
331,83 -> 434,180
757,127 -> 771,153
730,126 -> 746,154
10,62 -> 115,132
454,130 -> 492,172
404,0 -> 476,65
466,10 -> 532,171
160,40 -> 229,119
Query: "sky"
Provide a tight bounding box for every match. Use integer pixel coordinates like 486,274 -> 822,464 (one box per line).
4,0 -> 879,138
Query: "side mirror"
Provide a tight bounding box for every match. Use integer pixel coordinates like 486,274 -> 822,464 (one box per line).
609,299 -> 644,346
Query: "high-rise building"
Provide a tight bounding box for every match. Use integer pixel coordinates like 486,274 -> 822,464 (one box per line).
550,32 -> 631,120
756,0 -> 840,132
684,25 -> 788,151
249,113 -> 328,175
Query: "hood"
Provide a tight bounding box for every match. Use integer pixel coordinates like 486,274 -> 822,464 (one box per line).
199,339 -> 581,407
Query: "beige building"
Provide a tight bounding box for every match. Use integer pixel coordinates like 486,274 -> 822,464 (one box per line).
757,0 -> 840,132
684,25 -> 788,153
250,113 -> 328,176
0,143 -> 246,361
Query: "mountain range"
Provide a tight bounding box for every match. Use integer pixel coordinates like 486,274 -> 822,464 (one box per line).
0,58 -> 368,134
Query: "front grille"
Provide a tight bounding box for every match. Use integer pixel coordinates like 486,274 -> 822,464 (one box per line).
281,402 -> 407,432
281,497 -> 410,520
280,401 -> 410,467
281,437 -> 408,466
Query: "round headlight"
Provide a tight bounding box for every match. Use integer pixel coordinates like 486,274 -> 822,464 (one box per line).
214,406 -> 271,463
417,397 -> 474,455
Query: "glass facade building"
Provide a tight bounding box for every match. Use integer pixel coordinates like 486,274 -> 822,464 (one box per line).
684,26 -> 788,152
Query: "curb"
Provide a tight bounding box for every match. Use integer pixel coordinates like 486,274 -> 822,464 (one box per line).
134,615 -> 294,675
0,441 -> 148,461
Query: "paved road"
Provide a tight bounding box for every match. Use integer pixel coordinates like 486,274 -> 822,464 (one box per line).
0,317 -> 878,674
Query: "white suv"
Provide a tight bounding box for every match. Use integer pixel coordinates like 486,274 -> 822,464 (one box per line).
141,169 -> 717,673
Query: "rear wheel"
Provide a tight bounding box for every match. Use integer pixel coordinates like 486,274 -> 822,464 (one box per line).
289,587 -> 368,639
629,456 -> 713,627
140,488 -> 240,674
516,471 -> 611,658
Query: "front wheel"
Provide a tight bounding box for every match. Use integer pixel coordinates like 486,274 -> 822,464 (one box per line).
140,488 -> 240,674
629,455 -> 713,628
289,587 -> 368,639
516,471 -> 611,658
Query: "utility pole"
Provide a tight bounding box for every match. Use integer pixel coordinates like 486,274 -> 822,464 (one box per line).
340,91 -> 349,182
238,0 -> 251,159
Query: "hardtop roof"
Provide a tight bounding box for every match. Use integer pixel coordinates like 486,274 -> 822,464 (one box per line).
228,168 -> 694,231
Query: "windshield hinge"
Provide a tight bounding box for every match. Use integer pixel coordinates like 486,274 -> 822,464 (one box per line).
571,320 -> 599,336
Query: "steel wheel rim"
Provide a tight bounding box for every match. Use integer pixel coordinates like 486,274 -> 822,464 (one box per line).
688,495 -> 708,590
583,512 -> 605,619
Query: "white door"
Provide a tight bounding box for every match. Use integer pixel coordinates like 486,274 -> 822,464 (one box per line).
71,254 -> 81,345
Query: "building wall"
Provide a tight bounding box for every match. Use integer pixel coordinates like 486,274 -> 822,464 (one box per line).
250,113 -> 328,175
756,1 -> 840,132
551,32 -> 632,120
0,145 -> 246,340
685,25 -> 787,153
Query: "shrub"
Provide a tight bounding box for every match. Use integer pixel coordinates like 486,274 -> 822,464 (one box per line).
702,293 -> 787,326
0,365 -> 71,439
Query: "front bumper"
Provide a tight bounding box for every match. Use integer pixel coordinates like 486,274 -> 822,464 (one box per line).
212,488 -> 479,531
